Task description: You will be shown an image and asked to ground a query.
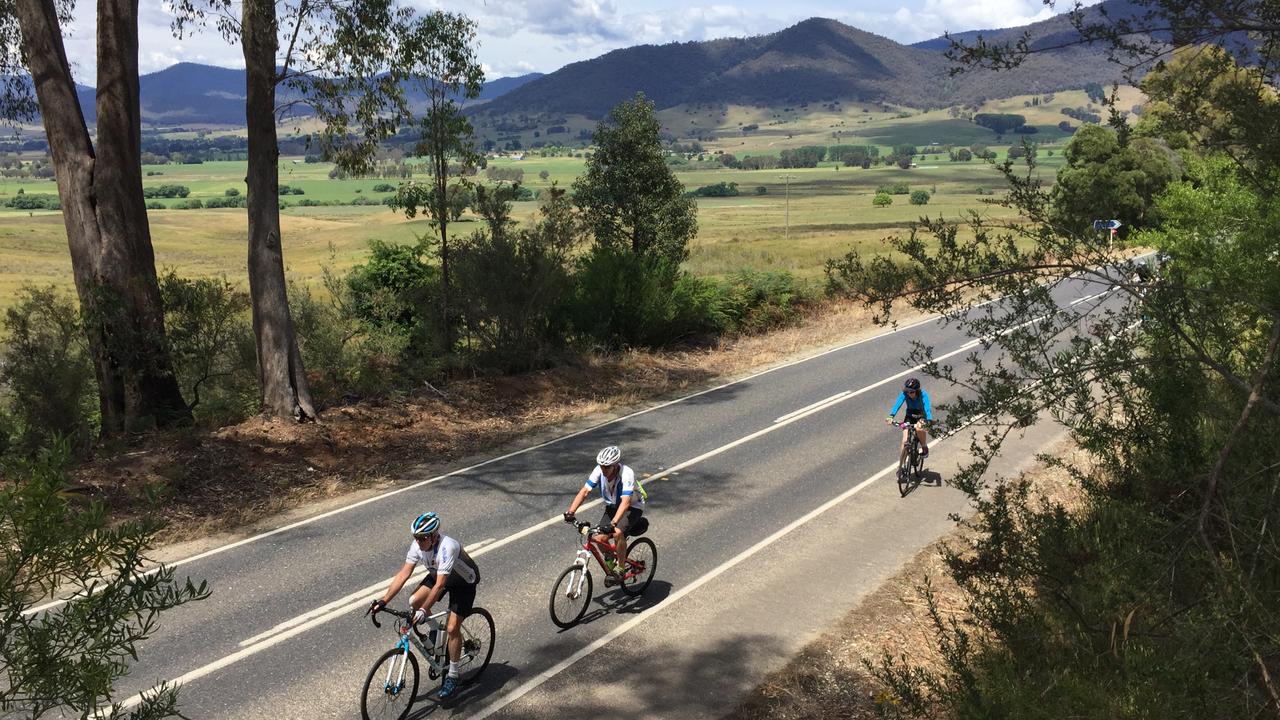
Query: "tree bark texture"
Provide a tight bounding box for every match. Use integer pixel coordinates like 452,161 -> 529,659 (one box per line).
14,0 -> 190,434
242,0 -> 316,420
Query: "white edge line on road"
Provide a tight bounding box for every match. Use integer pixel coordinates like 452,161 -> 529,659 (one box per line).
773,391 -> 851,423
468,458 -> 903,720
468,405 -> 1002,720
30,312 -> 945,618
113,322 -> 1011,708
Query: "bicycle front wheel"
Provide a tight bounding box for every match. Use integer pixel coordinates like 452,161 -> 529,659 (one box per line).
620,537 -> 656,596
361,647 -> 419,720
549,564 -> 592,628
457,607 -> 495,684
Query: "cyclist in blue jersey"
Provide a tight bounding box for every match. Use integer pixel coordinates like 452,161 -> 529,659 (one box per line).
886,377 -> 932,463
563,446 -> 645,587
369,512 -> 480,699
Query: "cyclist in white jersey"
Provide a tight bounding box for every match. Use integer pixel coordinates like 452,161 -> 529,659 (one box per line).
563,446 -> 645,586
369,512 -> 479,699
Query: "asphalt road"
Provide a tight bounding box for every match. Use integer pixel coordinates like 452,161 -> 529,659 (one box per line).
94,269 -> 1132,719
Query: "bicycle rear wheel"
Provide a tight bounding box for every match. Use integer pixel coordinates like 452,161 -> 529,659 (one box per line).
457,607 -> 495,684
619,537 -> 656,596
361,647 -> 419,720
549,564 -> 592,628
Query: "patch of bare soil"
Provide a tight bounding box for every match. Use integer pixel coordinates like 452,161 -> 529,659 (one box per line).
730,438 -> 1091,720
74,299 -> 925,544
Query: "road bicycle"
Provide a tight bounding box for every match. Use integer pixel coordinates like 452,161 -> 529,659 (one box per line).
548,518 -> 657,628
892,419 -> 926,496
360,603 -> 495,720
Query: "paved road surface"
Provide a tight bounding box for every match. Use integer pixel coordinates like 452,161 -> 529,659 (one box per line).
91,269 -> 1130,718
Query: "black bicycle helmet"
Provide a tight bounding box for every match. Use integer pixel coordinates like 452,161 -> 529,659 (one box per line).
904,377 -> 921,391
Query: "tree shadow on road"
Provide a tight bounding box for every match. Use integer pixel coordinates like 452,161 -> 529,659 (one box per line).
405,661 -> 520,718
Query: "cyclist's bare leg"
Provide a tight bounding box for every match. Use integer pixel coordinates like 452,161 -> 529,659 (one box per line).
900,426 -> 910,464
445,610 -> 462,664
916,426 -> 928,455
409,583 -> 432,615
613,528 -> 628,569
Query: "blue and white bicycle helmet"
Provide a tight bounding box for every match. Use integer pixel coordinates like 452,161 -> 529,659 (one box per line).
596,446 -> 621,466
411,511 -> 440,537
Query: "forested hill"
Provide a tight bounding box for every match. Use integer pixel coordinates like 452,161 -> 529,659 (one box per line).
69,63 -> 544,126
479,7 -> 1135,118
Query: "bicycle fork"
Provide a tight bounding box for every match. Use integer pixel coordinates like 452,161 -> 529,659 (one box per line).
384,637 -> 412,695
568,551 -> 591,598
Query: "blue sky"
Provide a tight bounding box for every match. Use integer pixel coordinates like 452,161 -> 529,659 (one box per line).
63,0 -> 1076,80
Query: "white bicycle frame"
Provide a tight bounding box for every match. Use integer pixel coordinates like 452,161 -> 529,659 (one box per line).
564,525 -> 595,599
382,607 -> 466,693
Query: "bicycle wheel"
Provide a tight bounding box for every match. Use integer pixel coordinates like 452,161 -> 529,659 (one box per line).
897,460 -> 911,496
619,537 -> 656,597
457,607 -> 495,684
361,647 -> 419,720
549,564 -> 592,628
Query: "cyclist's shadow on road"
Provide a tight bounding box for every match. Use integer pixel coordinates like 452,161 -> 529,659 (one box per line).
405,662 -> 520,718
901,469 -> 945,497
555,580 -> 674,632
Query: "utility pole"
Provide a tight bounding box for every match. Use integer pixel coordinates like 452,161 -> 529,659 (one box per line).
778,174 -> 796,242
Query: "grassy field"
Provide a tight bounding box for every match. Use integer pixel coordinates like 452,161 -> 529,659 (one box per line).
0,91 -> 1096,308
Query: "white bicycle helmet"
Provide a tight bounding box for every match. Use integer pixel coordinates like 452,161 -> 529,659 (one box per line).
411,511 -> 440,537
596,446 -> 622,466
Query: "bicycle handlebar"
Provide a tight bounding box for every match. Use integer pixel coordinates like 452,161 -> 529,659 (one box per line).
365,605 -> 413,629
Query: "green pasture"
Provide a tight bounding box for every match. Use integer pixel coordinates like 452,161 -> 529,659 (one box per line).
0,95 -> 1092,308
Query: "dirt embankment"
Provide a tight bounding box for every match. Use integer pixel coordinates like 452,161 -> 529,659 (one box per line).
72,300 -> 924,545
731,438 -> 1090,720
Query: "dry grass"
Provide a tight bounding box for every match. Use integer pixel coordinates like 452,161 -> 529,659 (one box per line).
731,437 -> 1092,720
73,298 -> 926,544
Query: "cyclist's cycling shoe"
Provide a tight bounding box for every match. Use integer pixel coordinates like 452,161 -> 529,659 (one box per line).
603,572 -> 621,587
438,675 -> 459,699
920,448 -> 929,458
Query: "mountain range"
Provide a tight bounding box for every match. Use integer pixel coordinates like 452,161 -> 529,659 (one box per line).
67,1 -> 1145,127
478,1 -> 1141,118
69,64 -> 544,126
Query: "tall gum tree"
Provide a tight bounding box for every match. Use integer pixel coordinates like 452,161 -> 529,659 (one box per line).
4,0 -> 190,434
174,0 -> 420,420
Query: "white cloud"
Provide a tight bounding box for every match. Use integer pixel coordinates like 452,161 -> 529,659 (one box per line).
60,1 -> 1083,82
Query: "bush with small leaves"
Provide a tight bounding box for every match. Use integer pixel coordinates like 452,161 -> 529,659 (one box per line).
872,192 -> 892,207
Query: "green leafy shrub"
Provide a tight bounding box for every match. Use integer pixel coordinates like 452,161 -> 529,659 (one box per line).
873,192 -> 893,207
159,272 -> 256,426
716,270 -> 814,335
142,184 -> 189,199
4,193 -> 60,210
0,286 -> 96,455
686,182 -> 740,197
909,190 -> 931,205
1,443 -> 209,717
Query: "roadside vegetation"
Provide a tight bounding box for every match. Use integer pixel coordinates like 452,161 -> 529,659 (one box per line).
811,7 -> 1280,717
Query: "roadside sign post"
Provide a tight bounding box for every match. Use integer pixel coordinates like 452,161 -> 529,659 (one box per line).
778,174 -> 797,242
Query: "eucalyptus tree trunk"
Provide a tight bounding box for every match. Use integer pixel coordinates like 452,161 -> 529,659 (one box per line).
242,0 -> 316,421
14,0 -> 189,434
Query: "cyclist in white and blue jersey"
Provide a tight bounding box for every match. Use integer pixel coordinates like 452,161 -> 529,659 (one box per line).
563,446 -> 645,586
886,377 -> 932,463
369,512 -> 479,699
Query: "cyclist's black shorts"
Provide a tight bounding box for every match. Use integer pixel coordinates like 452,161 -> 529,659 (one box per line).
904,410 -> 926,426
601,506 -> 644,535
418,573 -> 478,616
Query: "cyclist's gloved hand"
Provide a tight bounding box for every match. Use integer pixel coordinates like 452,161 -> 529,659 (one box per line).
412,608 -> 428,626
368,599 -> 386,616
598,523 -> 615,536
563,511 -> 576,524
885,416 -> 894,425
